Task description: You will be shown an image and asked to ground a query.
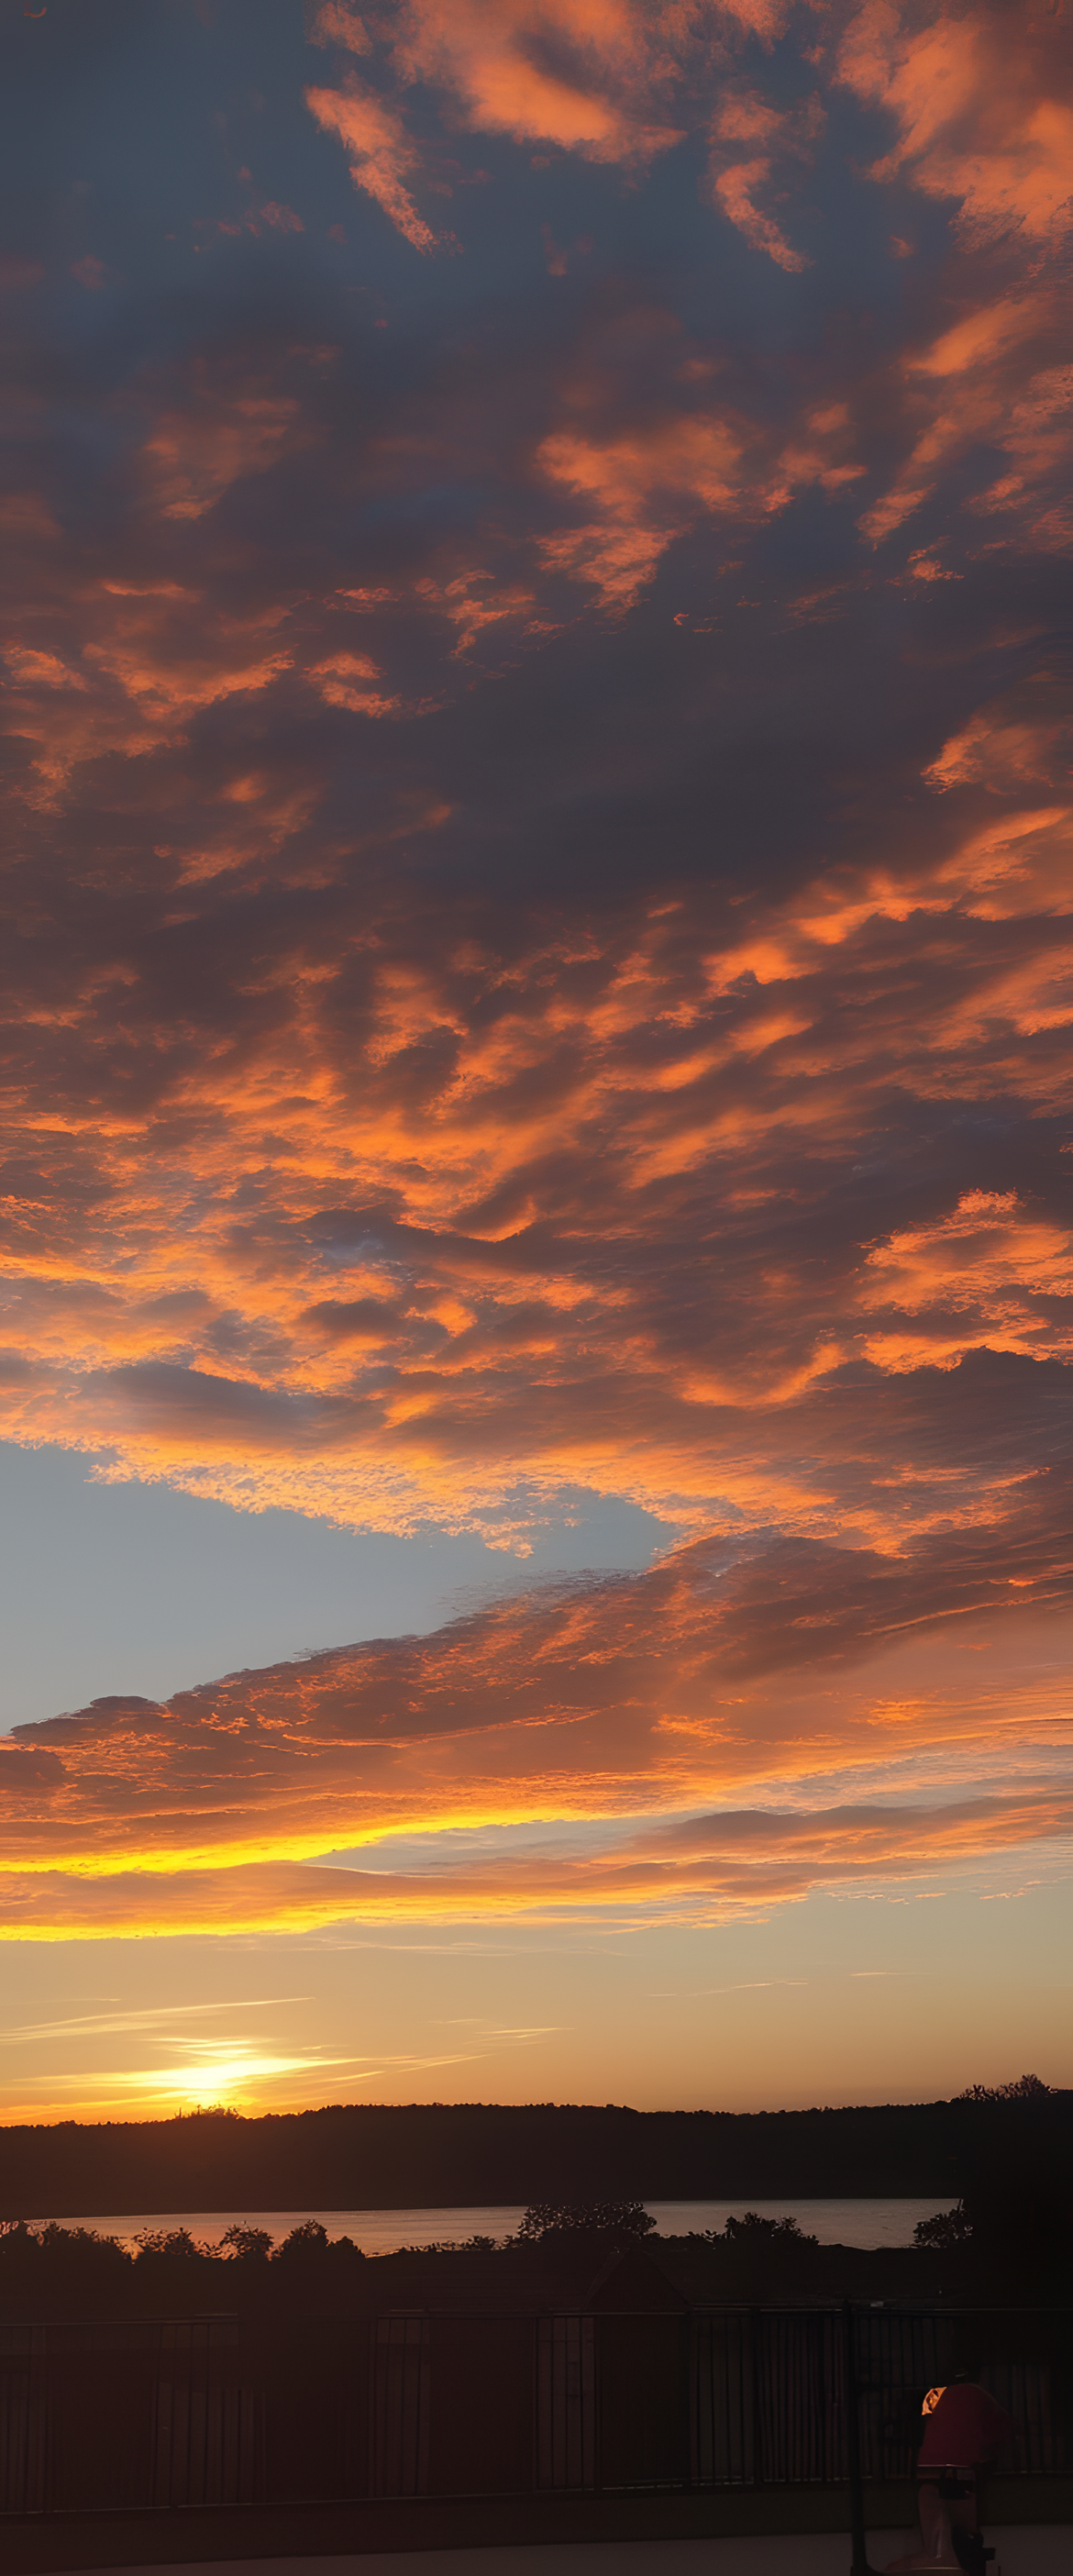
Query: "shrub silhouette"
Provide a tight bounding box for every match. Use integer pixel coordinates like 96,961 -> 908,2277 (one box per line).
134,2226 -> 210,2259
956,2075 -> 1053,2104
220,2223 -> 274,2260
514,2199 -> 656,2241
271,2218 -> 332,2262
914,2204 -> 974,2250
724,2211 -> 818,2245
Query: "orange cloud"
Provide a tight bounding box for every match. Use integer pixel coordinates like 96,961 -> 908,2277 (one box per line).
304,0 -> 813,270
142,389 -> 305,520
2,17 -> 1069,1572
705,85 -> 823,271
1,580 -> 299,805
859,1193 -> 1073,1370
307,0 -> 371,49
3,0 -> 1073,1977
308,651 -> 404,714
305,78 -> 441,250
259,201 -> 304,233
2,1509 -> 1070,1934
838,0 -> 1073,250
711,161 -> 810,272
528,294 -> 873,607
0,728 -> 1069,1541
6,1770 -> 1072,1943
855,286 -> 1066,551
537,413 -> 743,608
5,647 -> 87,692
390,0 -> 684,166
924,691 -> 1066,794
836,4 -> 1071,553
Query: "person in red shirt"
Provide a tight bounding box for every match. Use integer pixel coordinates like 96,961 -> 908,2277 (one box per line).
887,2372 -> 1012,2571
918,2379 -> 1012,2477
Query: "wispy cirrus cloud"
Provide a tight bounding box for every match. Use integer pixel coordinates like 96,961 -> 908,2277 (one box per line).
705,83 -> 824,272
304,78 -> 442,251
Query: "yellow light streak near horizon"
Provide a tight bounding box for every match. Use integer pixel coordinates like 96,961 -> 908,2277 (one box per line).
0,1801 -> 631,1882
0,1874 -> 684,1944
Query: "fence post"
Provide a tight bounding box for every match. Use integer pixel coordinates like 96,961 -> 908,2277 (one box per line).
843,2301 -> 876,2576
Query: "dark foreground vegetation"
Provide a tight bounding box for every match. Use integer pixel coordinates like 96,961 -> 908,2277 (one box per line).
3,2074 -> 1070,2220
2,2149 -> 1070,2323
0,2202 -> 934,2323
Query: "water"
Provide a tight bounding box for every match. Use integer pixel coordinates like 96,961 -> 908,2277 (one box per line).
29,2196 -> 955,2252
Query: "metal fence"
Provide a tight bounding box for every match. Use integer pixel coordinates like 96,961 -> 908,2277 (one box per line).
1,2305 -> 1068,2514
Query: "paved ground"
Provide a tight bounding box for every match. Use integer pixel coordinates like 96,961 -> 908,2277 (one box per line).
60,2528 -> 1070,2576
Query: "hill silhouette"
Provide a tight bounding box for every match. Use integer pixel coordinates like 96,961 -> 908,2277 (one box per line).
3,2084 -> 1069,2220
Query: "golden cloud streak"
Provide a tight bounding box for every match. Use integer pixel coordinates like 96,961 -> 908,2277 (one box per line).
3,1516 -> 1070,1937
4,1782 -> 1071,1942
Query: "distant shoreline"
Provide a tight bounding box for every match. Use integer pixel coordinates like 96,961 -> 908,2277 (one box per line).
9,2191 -> 956,2215
16,2195 -> 956,2253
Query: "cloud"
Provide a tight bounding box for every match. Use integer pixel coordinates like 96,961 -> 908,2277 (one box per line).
705,85 -> 823,272
0,1996 -> 307,2042
536,410 -> 745,608
5,1782 -> 1072,1941
307,3 -> 372,53
2,0 -> 1071,1967
259,202 -> 304,234
308,651 -> 405,714
532,320 -> 865,608
855,287 -> 1067,552
833,3 -> 1072,555
0,948 -> 1067,1528
303,0 -> 821,268
389,0 -> 685,166
141,384 -> 307,521
3,1474 -> 1071,1933
305,78 -> 441,250
304,0 -> 697,261
710,160 -> 809,272
0,650 -> 1068,1537
859,1192 -> 1073,1371
838,0 -> 1073,252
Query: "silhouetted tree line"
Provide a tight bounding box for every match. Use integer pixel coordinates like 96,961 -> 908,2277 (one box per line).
910,2078 -> 1073,2290
0,2199 -> 914,2324
3,2081 -> 1069,2219
0,2213 -> 369,2321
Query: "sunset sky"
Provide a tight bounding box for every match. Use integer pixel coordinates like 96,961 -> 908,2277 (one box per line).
1,0 -> 1070,2135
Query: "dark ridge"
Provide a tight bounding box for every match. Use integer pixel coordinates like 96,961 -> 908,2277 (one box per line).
2,2088 -> 1070,2220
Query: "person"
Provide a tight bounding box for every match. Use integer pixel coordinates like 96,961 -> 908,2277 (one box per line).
885,2369 -> 1012,2573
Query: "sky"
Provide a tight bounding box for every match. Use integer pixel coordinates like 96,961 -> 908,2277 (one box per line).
0,0 -> 1070,2136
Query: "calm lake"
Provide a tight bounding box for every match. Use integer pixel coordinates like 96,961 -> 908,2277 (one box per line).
37,2196 -> 956,2252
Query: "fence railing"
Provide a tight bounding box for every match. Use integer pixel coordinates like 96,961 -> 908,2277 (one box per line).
1,2305 -> 1068,2515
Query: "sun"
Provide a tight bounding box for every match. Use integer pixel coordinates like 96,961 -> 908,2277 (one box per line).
136,2049 -> 325,2110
